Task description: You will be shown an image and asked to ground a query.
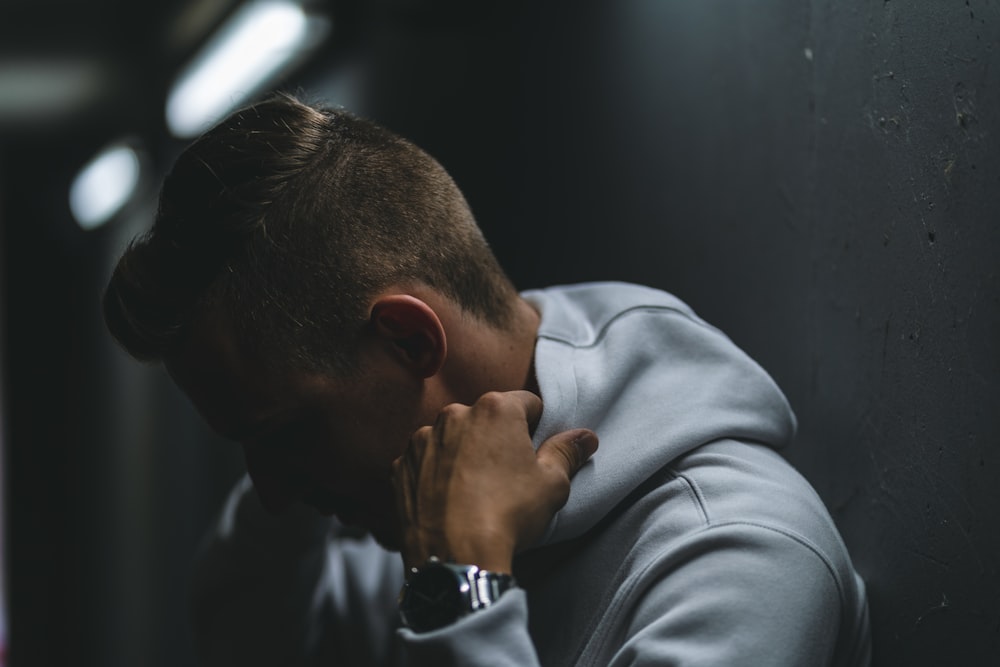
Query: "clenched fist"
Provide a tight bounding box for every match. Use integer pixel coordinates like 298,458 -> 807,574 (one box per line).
392,390 -> 598,574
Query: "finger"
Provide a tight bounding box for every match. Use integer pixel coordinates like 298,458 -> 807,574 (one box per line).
503,389 -> 544,431
397,426 -> 433,516
536,428 -> 599,481
404,425 -> 432,470
391,450 -> 413,499
392,450 -> 416,517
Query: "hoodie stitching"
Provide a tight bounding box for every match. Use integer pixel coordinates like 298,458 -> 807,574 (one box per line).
666,468 -> 712,526
537,305 -> 719,350
704,520 -> 848,605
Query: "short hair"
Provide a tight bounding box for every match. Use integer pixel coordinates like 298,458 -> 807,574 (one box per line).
103,92 -> 517,374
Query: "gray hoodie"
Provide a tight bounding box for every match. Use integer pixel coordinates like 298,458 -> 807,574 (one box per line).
193,282 -> 871,666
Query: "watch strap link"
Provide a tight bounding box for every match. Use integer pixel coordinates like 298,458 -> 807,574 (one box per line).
466,566 -> 515,612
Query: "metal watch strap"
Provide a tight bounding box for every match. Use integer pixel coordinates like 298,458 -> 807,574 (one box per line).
465,564 -> 516,612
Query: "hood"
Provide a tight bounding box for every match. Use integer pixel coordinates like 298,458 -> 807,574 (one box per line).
522,282 -> 797,546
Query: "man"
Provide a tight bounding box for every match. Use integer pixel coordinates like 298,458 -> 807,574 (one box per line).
104,93 -> 871,665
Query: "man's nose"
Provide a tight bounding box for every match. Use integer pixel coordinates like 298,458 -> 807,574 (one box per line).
242,443 -> 300,513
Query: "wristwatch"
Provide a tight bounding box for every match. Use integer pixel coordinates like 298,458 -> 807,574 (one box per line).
398,556 -> 517,632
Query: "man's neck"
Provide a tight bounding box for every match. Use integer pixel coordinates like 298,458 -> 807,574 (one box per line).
440,296 -> 541,403
402,285 -> 539,408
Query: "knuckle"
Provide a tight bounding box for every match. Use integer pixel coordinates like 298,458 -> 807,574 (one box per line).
411,425 -> 433,443
548,476 -> 572,508
540,453 -> 574,502
557,443 -> 580,470
437,402 -> 465,421
475,391 -> 509,413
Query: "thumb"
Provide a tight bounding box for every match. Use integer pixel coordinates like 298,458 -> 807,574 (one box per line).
536,428 -> 599,482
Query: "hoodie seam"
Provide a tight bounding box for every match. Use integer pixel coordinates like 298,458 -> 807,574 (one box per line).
703,520 -> 848,605
537,305 -> 718,349
665,468 -> 712,526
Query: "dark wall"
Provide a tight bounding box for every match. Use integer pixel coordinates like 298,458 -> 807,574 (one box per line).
1,138 -> 245,666
2,1 -> 997,665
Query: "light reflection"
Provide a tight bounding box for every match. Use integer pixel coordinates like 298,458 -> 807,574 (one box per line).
69,143 -> 142,230
165,0 -> 330,138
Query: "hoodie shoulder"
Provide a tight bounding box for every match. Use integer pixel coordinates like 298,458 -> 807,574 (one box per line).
522,281 -> 715,347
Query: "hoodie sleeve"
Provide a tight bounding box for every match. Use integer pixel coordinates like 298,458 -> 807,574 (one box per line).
583,522 -> 871,667
398,589 -> 541,665
190,475 -> 405,667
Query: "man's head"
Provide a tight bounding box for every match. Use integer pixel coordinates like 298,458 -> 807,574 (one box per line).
104,92 -> 516,376
103,93 -> 531,547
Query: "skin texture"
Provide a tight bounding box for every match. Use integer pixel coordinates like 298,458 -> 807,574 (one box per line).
164,284 -> 597,570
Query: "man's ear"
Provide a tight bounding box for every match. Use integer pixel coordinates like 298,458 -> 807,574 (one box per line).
369,295 -> 447,379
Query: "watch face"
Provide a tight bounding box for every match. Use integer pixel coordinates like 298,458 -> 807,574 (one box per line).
400,564 -> 469,632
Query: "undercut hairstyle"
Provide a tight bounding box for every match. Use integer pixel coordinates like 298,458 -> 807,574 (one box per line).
103,92 -> 518,374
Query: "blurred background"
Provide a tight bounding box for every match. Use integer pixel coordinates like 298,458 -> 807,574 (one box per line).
1,0 -> 998,664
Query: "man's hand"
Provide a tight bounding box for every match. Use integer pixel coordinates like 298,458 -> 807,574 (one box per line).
392,390 -> 598,574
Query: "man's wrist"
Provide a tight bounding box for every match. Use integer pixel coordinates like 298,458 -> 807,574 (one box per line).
402,531 -> 515,575
444,546 -> 514,576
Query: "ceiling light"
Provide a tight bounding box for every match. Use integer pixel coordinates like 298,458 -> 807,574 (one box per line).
165,0 -> 329,138
69,142 -> 143,230
0,60 -> 107,126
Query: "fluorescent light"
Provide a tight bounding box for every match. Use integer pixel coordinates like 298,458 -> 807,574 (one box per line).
165,0 -> 329,138
69,142 -> 142,230
0,59 -> 107,125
